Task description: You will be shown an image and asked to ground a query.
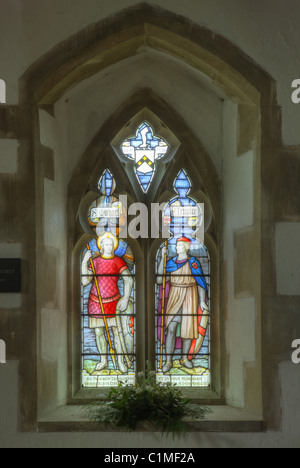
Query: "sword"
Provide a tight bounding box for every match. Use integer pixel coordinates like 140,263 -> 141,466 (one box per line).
86,244 -> 116,370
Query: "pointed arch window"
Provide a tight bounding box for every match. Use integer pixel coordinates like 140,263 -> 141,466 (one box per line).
79,121 -> 214,393
155,170 -> 210,387
81,170 -> 136,388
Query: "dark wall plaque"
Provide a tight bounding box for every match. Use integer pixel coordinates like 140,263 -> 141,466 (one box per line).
0,259 -> 22,293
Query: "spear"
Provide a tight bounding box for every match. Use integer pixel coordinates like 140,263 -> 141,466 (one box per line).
160,240 -> 168,370
87,244 -> 116,370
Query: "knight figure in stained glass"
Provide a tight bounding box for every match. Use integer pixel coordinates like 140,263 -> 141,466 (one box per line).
156,170 -> 210,388
81,170 -> 136,388
121,122 -> 169,193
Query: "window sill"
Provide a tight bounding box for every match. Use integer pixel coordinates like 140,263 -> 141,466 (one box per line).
37,405 -> 264,433
70,386 -> 222,405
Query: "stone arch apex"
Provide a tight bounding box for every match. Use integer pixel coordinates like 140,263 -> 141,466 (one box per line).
20,2 -> 270,108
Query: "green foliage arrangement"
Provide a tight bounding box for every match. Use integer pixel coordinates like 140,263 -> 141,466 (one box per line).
88,364 -> 211,440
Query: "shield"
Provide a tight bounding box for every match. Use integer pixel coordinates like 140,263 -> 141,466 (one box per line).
192,334 -> 206,357
190,321 -> 209,358
134,127 -> 156,190
135,149 -> 155,174
135,150 -> 156,192
115,298 -> 135,368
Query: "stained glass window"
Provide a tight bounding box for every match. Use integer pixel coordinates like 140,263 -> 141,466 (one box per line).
121,122 -> 169,193
155,170 -> 211,387
81,166 -> 210,390
81,170 -> 136,388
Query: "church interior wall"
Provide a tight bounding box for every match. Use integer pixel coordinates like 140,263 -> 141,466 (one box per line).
0,0 -> 299,448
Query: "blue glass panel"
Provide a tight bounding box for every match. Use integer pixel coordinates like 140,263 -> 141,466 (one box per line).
174,169 -> 192,197
98,169 -> 116,197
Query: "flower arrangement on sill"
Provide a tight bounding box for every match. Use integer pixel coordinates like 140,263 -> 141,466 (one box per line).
87,363 -> 211,440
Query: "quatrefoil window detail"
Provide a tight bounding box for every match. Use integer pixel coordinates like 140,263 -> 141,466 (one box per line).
121,122 -> 169,193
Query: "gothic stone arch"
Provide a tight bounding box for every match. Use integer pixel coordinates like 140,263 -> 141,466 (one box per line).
16,3 -> 281,431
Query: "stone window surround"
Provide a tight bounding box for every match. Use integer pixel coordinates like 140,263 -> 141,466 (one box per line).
4,3 -> 282,432
71,105 -> 221,402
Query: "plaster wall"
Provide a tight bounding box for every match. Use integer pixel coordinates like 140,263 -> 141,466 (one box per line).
0,140 -> 18,174
37,109 -> 68,416
222,101 -> 260,410
275,222 -> 300,297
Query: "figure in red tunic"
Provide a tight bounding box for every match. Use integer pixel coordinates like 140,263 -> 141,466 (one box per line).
82,233 -> 134,373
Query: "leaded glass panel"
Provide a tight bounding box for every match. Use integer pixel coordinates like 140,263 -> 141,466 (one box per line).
81,170 -> 136,388
121,122 -> 169,193
155,170 -> 211,387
